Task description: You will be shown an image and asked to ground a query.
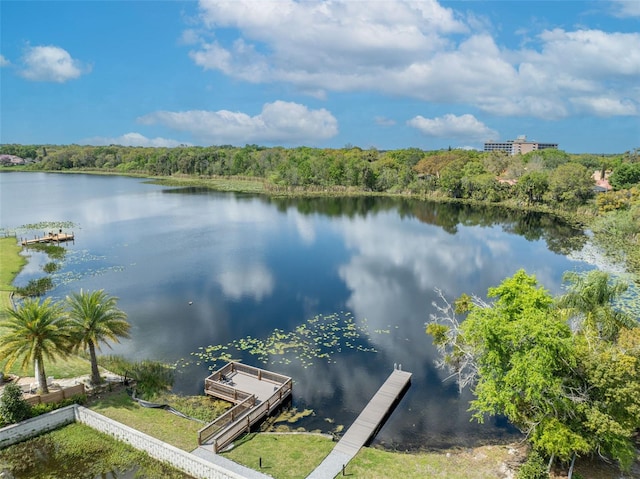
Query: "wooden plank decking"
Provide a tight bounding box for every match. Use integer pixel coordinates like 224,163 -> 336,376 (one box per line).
21,232 -> 75,246
307,368 -> 412,479
199,362 -> 293,453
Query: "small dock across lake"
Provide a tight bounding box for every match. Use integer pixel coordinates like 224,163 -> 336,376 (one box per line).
21,232 -> 75,246
307,367 -> 412,479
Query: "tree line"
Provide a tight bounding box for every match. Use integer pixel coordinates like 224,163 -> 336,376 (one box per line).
2,143 -> 639,207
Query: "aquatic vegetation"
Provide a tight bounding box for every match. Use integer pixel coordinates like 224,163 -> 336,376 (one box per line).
19,221 -> 77,231
189,312 -> 379,370
51,249 -> 125,286
274,407 -> 314,424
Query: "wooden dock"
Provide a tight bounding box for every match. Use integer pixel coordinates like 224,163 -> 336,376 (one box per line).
199,362 -> 292,453
21,232 -> 75,246
307,368 -> 412,479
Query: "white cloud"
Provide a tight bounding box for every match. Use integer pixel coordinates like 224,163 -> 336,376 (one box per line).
407,113 -> 497,140
0,55 -> 9,67
80,132 -> 187,148
374,116 -> 396,127
138,101 -> 338,145
609,0 -> 640,17
570,96 -> 638,116
20,45 -> 88,82
187,1 -> 640,120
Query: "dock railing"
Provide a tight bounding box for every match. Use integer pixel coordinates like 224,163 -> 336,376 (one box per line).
208,378 -> 292,453
198,394 -> 256,445
200,362 -> 293,452
230,362 -> 291,384
204,378 -> 253,404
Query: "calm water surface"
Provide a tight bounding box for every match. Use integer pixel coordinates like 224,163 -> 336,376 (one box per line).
0,172 -> 595,448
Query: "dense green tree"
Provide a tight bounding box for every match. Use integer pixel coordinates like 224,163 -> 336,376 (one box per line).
547,163 -> 594,205
439,159 -> 467,198
65,289 -> 130,385
609,162 -> 640,190
0,298 -> 72,394
572,328 -> 640,471
524,149 -> 570,170
516,171 -> 549,205
427,270 -> 640,475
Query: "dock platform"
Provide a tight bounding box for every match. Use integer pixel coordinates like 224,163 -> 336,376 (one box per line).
307,368 -> 412,479
199,362 -> 292,453
21,232 -> 74,246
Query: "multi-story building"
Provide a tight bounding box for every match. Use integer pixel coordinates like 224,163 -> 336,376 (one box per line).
484,135 -> 558,155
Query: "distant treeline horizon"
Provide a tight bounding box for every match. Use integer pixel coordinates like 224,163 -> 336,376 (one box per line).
1,143 -> 638,201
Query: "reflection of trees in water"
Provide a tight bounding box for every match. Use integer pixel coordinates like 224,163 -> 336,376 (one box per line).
271,196 -> 587,255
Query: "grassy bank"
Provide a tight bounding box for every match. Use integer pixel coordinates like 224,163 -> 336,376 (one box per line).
0,235 -> 25,313
88,390 -> 227,451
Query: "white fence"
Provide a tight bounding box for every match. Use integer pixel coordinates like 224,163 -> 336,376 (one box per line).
0,405 -> 269,479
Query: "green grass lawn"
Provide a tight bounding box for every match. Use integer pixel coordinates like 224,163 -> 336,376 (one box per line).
0,235 -> 26,312
222,434 -> 518,479
221,432 -> 335,479
346,444 -> 514,479
1,354 -> 94,379
89,390 -> 208,451
0,422 -> 191,478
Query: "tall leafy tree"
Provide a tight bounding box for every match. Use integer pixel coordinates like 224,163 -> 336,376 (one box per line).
65,289 -> 130,385
516,171 -> 549,205
0,298 -> 72,394
547,163 -> 594,205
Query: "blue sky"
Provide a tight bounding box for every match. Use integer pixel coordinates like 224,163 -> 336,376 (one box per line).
1,1 -> 639,153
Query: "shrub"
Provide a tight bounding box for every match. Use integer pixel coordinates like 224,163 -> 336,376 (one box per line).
0,383 -> 32,425
30,394 -> 88,417
516,451 -> 549,479
98,355 -> 174,399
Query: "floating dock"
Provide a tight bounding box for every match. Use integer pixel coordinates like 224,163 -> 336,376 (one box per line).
21,232 -> 75,246
307,367 -> 412,479
198,362 -> 292,453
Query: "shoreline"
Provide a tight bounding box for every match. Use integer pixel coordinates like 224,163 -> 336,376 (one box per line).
0,235 -> 26,313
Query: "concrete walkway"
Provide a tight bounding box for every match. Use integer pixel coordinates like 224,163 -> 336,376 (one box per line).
192,445 -> 273,479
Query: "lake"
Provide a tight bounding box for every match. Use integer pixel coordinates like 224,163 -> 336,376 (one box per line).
0,171 -> 596,449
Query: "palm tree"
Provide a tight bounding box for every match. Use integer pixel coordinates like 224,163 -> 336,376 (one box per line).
65,289 -> 130,385
557,270 -> 635,342
0,297 -> 72,394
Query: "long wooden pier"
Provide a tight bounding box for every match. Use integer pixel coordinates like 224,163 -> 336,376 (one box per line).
198,362 -> 292,453
21,232 -> 74,246
307,368 -> 412,479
